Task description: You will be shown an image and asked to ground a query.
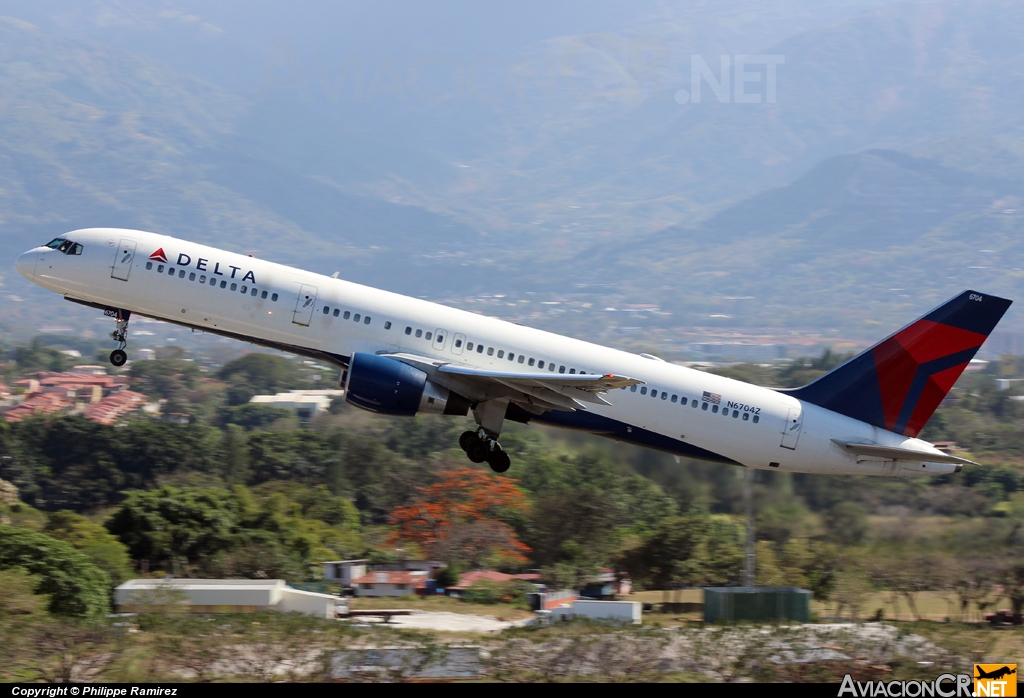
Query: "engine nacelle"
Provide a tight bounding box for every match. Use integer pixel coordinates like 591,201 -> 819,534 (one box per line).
344,352 -> 469,416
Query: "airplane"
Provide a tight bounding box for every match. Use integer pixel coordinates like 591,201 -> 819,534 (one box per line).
15,228 -> 1012,476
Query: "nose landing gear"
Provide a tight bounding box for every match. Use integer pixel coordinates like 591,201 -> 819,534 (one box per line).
459,429 -> 511,473
107,309 -> 131,367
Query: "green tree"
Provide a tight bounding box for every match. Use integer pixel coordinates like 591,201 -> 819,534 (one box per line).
0,525 -> 110,617
217,353 -> 305,405
13,339 -> 68,373
822,502 -> 869,546
45,511 -> 133,586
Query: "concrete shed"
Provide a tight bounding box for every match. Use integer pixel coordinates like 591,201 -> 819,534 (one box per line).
114,579 -> 341,618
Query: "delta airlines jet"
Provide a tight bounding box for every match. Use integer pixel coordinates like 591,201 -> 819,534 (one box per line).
15,229 -> 1012,476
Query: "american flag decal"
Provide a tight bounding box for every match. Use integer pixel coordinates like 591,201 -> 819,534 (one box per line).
702,391 -> 721,405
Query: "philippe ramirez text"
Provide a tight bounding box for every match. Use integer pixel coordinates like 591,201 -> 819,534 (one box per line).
11,689 -> 178,697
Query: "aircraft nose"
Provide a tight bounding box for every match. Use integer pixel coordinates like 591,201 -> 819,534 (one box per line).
15,250 -> 37,280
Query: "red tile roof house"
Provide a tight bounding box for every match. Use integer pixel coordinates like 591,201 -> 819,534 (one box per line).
447,570 -> 542,592
352,571 -> 428,597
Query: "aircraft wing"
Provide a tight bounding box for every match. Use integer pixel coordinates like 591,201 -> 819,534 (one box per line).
381,352 -> 643,412
832,440 -> 978,466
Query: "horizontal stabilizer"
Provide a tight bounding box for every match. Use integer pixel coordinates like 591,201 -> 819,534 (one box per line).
832,440 -> 977,466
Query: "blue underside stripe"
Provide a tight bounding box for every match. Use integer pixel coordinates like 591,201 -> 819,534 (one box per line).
505,403 -> 741,465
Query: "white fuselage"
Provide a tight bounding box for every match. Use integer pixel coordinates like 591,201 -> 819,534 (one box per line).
16,228 -> 958,476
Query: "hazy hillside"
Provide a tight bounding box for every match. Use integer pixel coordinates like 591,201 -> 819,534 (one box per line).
0,1 -> 1023,345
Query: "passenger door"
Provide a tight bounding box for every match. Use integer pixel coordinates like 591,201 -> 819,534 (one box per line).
111,239 -> 137,281
780,404 -> 803,450
292,284 -> 318,326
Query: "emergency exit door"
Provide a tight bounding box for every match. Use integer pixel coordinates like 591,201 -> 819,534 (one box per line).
111,239 -> 137,281
293,284 -> 318,326
780,404 -> 803,450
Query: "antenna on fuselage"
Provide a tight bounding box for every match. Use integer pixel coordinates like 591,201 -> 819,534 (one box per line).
331,272 -> 340,278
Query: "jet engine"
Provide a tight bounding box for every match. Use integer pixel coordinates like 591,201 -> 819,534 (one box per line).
344,352 -> 469,416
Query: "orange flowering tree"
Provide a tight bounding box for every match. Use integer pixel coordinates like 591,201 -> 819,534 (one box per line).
388,467 -> 531,566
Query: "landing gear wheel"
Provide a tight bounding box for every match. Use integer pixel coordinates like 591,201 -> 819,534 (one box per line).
466,440 -> 489,464
459,430 -> 478,453
109,349 -> 127,367
487,449 -> 511,473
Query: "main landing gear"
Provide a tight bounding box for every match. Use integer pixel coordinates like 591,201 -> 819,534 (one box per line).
459,429 -> 511,473
108,309 -> 131,367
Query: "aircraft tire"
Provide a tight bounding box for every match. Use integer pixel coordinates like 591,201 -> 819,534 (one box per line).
110,349 -> 127,367
459,430 -> 478,452
466,440 -> 489,463
487,449 -> 511,473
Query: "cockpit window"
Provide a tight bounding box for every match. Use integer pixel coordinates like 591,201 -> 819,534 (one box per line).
45,238 -> 66,249
69,243 -> 83,255
58,240 -> 73,253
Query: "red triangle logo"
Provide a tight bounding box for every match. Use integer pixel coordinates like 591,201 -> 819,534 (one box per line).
149,248 -> 168,262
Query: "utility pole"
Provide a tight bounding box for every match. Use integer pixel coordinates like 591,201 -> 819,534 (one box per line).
743,468 -> 755,588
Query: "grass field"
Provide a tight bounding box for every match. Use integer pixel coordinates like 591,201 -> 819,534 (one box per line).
347,594 -> 534,621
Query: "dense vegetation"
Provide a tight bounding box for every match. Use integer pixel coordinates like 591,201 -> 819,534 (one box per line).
1,346 -> 1023,624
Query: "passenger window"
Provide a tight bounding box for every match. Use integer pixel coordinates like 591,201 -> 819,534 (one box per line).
528,358 -> 535,366
753,415 -> 760,423
671,395 -> 677,403
437,334 -> 443,342
487,347 -> 494,356
346,312 -> 352,320
507,352 -> 513,360
70,243 -> 83,255
478,345 -> 484,353
558,366 -> 565,374
662,392 -> 668,400
712,405 -> 719,414
209,277 -> 216,285
425,331 -> 431,340
364,316 -> 370,324
630,385 -> 637,392
681,397 -> 688,406
497,350 -> 504,358
640,387 -> 647,395
742,412 -> 749,421
158,265 -> 165,273
651,390 -> 657,398
569,368 -> 575,374
221,281 -> 227,288
733,410 -> 739,418
271,293 -> 279,301
406,327 -> 412,335
240,285 -> 247,293
146,262 -> 153,270
549,363 -> 555,371
519,356 -> 525,364
261,290 -> 267,298
354,314 -> 361,322
691,400 -> 697,408
323,306 -> 330,315
251,288 -> 258,297
385,321 -> 391,329
230,283 -> 237,291
415,329 -> 422,337
702,402 -> 708,411
189,272 -> 196,281
467,342 -> 474,350
179,270 -> 186,278
169,267 -> 175,275
334,309 -> 340,317
455,339 -> 462,348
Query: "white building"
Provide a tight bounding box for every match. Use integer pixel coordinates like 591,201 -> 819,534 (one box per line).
322,559 -> 368,587
248,389 -> 345,419
114,578 -> 342,618
352,571 -> 428,597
